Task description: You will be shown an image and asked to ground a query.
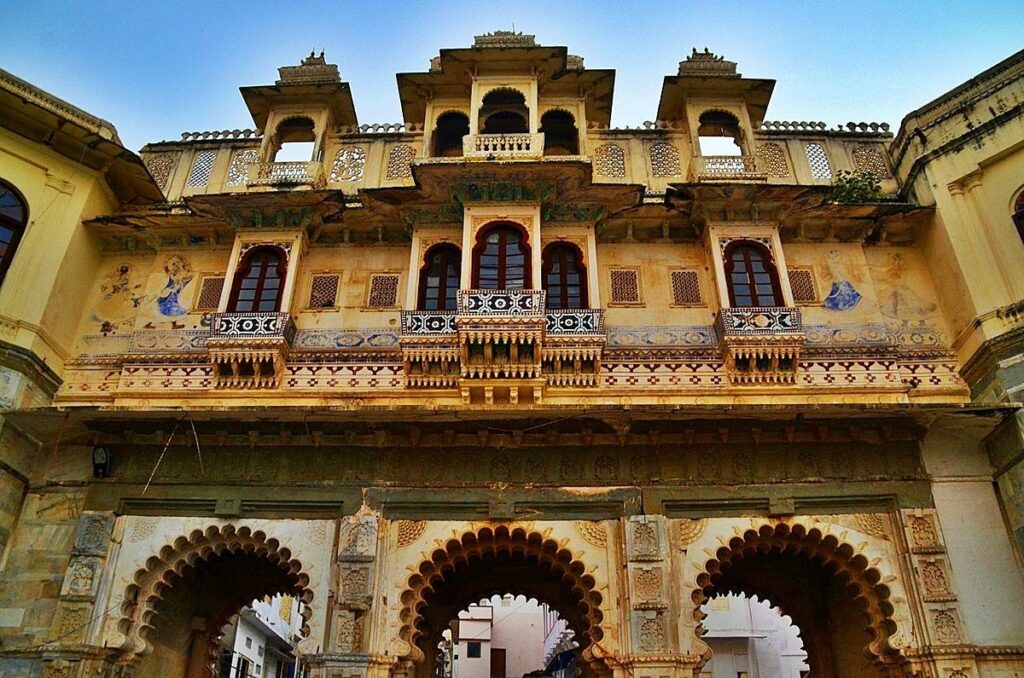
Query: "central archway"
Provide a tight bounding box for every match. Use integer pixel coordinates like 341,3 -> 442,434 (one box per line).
399,526 -> 605,678
693,523 -> 907,678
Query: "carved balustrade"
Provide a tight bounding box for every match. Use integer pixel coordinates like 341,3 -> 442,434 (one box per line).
207,312 -> 296,388
246,161 -> 326,188
689,155 -> 767,182
398,311 -> 460,387
544,310 -> 606,387
463,133 -> 545,160
714,306 -> 804,384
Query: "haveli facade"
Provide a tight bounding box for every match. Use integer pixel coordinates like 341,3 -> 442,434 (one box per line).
0,31 -> 1021,678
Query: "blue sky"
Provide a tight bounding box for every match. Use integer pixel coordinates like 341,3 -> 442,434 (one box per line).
2,1 -> 1019,151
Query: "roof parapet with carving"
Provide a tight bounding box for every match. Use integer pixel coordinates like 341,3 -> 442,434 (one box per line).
276,51 -> 341,85
473,30 -> 537,48
678,48 -> 740,78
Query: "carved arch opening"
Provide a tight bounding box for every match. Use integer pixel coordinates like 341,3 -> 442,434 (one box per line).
117,525 -> 314,678
398,525 -> 606,678
693,523 -> 907,678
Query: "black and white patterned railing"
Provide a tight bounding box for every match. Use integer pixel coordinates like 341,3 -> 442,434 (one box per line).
210,312 -> 296,344
400,311 -> 458,336
546,309 -> 605,335
716,306 -> 802,335
457,289 -> 546,316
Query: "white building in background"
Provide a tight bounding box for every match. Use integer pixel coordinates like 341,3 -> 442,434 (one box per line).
454,596 -> 567,678
699,594 -> 809,678
219,594 -> 303,678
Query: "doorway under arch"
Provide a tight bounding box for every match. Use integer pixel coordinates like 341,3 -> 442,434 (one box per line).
399,526 -> 605,678
118,525 -> 314,678
693,523 -> 907,678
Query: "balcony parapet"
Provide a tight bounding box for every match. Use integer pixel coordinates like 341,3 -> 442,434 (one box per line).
463,133 -> 545,160
543,310 -> 606,387
689,155 -> 767,183
246,161 -> 326,188
715,307 -> 805,385
207,312 -> 296,388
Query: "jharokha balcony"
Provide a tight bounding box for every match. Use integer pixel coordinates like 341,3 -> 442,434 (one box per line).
463,133 -> 545,160
714,306 -> 804,385
207,312 -> 297,389
689,155 -> 767,182
399,289 -> 606,402
246,160 -> 326,188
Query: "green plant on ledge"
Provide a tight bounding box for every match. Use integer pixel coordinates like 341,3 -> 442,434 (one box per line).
831,169 -> 884,203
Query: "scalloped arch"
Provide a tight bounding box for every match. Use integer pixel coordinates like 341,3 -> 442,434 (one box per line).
692,523 -> 907,675
117,524 -> 315,663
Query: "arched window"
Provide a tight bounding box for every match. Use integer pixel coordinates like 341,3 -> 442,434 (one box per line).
271,116 -> 317,162
479,90 -> 529,135
724,241 -> 783,308
542,242 -> 587,309
0,181 -> 28,286
697,110 -> 743,156
540,110 -> 579,155
228,246 -> 287,313
472,223 -> 531,290
1013,190 -> 1024,242
418,244 -> 461,310
432,112 -> 469,158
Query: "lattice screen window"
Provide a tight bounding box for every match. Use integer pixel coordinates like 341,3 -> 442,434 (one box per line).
649,142 -> 681,177
756,143 -> 790,177
852,147 -> 891,179
594,143 -> 626,177
186,150 -> 217,187
330,146 -> 367,182
670,269 -> 702,306
145,153 -> 177,190
386,145 -> 416,180
804,143 -> 833,180
367,273 -> 400,308
226,149 -> 259,186
194,276 -> 225,311
308,274 -> 340,309
609,268 -> 642,304
788,268 -> 818,304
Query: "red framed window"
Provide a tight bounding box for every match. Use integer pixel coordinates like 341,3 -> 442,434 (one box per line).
472,223 -> 531,290
228,246 -> 287,312
542,242 -> 587,309
418,244 -> 461,310
724,241 -> 783,307
0,181 -> 28,286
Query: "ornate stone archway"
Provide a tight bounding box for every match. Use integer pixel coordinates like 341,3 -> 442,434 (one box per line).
397,525 -> 606,678
692,523 -> 908,678
117,524 -> 315,677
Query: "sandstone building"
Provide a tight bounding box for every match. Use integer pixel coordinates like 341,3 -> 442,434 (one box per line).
0,32 -> 1022,678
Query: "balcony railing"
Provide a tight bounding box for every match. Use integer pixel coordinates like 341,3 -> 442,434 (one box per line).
209,312 -> 297,343
715,306 -> 804,385
400,310 -> 457,336
463,133 -> 544,160
716,306 -> 802,337
546,309 -> 605,335
690,155 -> 767,182
246,161 -> 326,188
457,289 -> 546,316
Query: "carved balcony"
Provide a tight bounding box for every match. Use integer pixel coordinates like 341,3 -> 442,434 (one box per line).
689,155 -> 767,183
246,161 -> 326,188
463,133 -> 544,160
398,311 -> 459,387
207,312 -> 296,388
714,306 -> 804,385
543,310 -> 606,387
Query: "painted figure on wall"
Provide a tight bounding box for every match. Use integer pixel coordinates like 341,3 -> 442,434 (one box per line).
94,263 -> 145,333
821,249 -> 862,311
156,255 -> 193,317
874,251 -> 937,321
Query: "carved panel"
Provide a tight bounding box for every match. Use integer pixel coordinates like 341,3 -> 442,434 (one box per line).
458,289 -> 544,315
308,274 -> 340,309
400,311 -> 457,335
396,520 -> 426,547
609,268 -> 641,304
386,144 -> 416,180
852,146 -> 890,179
933,609 -> 961,644
627,517 -> 662,561
330,146 -> 367,183
670,269 -> 702,306
788,268 -> 818,304
144,152 -> 177,189
340,565 -> 371,606
633,567 -> 663,604
756,142 -> 790,177
226,148 -> 259,186
186,150 -> 217,187
594,143 -> 626,177
909,514 -> 941,551
649,142 -> 681,177
921,560 -> 954,600
333,609 -> 362,652
367,274 -> 400,309
73,512 -> 113,556
805,142 -> 833,180
195,276 -> 225,311
339,517 -> 377,560
61,556 -> 101,599
546,309 -> 605,335
638,615 -> 665,651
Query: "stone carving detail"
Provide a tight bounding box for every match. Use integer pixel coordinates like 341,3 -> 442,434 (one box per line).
56,603 -> 89,641
396,520 -> 426,547
910,515 -> 939,548
854,513 -> 887,539
649,142 -> 681,177
340,518 -> 377,558
43,666 -> 70,678
386,144 -> 416,180
610,269 -> 640,304
756,142 -> 790,177
852,146 -> 891,179
63,557 -> 98,598
676,518 -> 707,546
330,146 -> 367,182
334,609 -> 361,652
226,148 -> 259,186
933,610 -> 961,644
594,143 -> 626,177
128,517 -> 157,543
947,671 -> 969,678
144,152 -> 177,189
575,521 -> 607,548
921,561 -> 952,598
630,521 -> 659,560
74,513 -> 113,556
633,568 -> 662,599
342,566 -> 369,602
638,617 -> 665,651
